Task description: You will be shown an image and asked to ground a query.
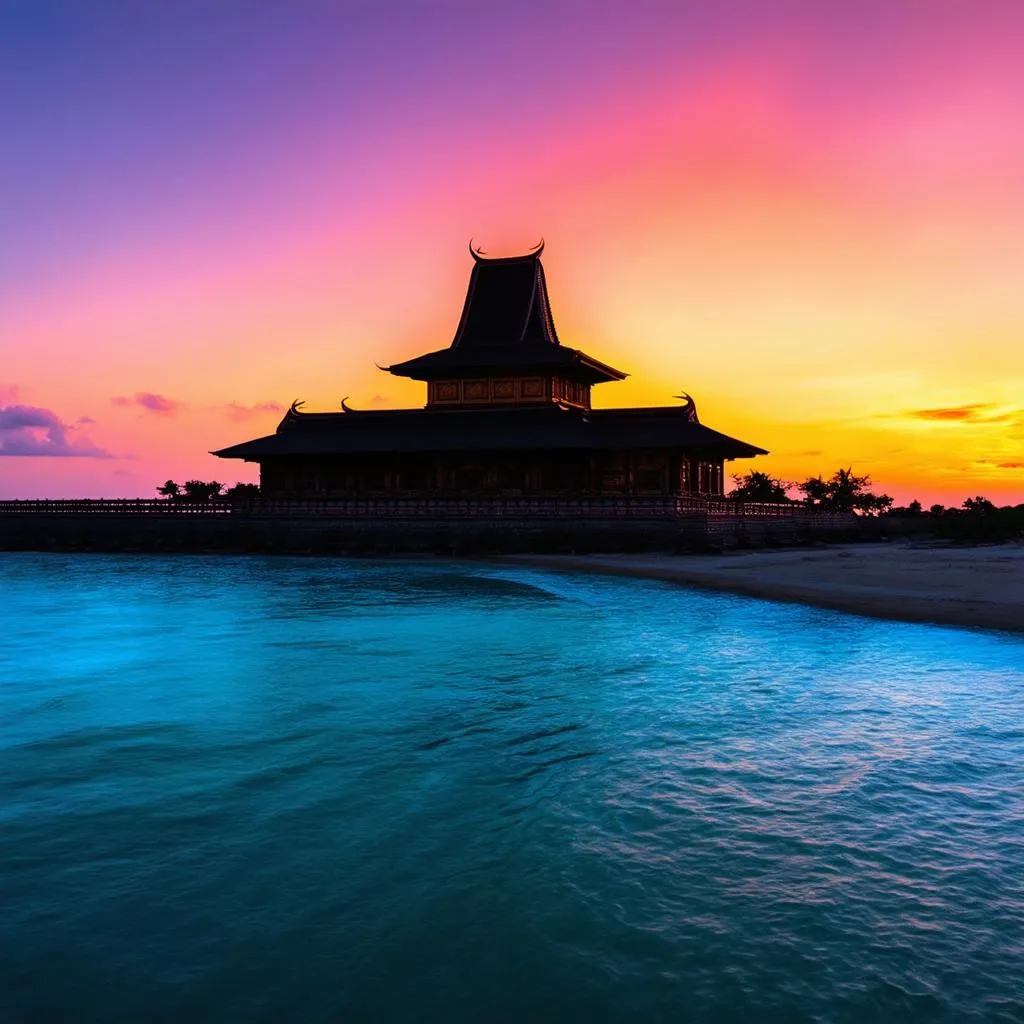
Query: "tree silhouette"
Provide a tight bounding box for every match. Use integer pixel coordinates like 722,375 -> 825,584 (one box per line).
182,480 -> 224,501
798,467 -> 892,516
799,474 -> 830,507
225,482 -> 260,502
962,496 -> 996,515
729,470 -> 791,502
156,479 -> 180,499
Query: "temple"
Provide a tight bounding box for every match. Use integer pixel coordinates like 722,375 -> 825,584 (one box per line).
213,242 -> 767,498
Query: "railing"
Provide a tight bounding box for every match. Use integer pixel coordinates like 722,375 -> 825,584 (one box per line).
246,497 -> 813,518
704,499 -> 800,517
0,497 -> 815,519
0,499 -> 235,515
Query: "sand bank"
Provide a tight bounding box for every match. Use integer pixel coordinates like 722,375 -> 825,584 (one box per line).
500,543 -> 1024,634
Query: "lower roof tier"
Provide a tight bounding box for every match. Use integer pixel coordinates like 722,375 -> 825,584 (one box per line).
213,405 -> 767,461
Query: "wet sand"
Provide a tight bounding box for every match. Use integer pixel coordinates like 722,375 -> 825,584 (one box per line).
501,543 -> 1024,634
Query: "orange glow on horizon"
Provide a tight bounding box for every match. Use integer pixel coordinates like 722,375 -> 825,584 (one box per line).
1,3 -> 1021,506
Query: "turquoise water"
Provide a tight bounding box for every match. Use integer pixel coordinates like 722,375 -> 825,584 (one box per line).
2,554 -> 1023,1023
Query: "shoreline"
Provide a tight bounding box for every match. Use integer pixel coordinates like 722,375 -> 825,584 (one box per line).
495,544 -> 1024,635
4,543 -> 1022,635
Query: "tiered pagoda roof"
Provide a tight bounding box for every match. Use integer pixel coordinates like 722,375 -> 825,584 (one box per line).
213,242 -> 767,462
383,242 -> 626,385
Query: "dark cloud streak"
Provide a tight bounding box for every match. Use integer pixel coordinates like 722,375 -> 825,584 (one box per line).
909,404 -> 990,421
905,404 -> 1018,424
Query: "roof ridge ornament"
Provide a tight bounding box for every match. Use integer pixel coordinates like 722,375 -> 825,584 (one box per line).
673,392 -> 699,423
467,238 -> 544,262
288,399 -> 306,415
340,397 -> 358,413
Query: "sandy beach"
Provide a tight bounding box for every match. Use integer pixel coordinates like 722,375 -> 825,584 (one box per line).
502,543 -> 1024,634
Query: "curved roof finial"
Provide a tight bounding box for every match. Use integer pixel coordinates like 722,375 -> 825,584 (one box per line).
673,391 -> 699,423
469,237 -> 544,261
340,397 -> 358,413
288,399 -> 306,415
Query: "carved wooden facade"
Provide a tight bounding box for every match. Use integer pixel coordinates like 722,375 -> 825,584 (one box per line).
426,374 -> 592,410
257,450 -> 726,500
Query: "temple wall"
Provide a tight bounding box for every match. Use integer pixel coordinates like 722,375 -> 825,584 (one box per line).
259,452 -> 727,500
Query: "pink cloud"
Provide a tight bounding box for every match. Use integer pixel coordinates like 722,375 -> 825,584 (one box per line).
111,392 -> 184,415
0,403 -> 113,458
223,400 -> 285,422
136,392 -> 180,414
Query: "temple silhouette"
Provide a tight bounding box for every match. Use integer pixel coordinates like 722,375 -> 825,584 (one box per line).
213,242 -> 766,499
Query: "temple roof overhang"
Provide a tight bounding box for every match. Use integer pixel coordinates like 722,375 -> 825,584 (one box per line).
384,344 -> 627,384
212,405 -> 768,460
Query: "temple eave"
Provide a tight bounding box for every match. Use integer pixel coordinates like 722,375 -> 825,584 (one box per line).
385,347 -> 626,384
212,406 -> 766,460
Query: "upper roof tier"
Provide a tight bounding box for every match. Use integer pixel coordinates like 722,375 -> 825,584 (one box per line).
384,244 -> 628,385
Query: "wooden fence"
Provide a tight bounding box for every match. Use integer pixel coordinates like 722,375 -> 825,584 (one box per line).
0,499 -> 235,515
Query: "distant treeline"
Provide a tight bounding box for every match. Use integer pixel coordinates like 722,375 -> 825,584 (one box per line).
891,498 -> 1024,543
731,469 -> 1023,542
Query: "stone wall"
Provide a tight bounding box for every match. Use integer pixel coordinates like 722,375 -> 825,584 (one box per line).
0,506 -> 859,555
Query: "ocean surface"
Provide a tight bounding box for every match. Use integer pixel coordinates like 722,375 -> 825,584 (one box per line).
2,554 -> 1023,1023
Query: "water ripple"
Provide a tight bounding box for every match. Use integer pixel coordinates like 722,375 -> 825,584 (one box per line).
1,553 -> 1023,1023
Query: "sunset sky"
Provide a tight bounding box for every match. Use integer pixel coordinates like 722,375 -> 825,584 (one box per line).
1,0 -> 1022,504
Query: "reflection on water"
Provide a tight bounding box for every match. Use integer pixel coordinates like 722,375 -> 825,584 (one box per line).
2,554 -> 1023,1023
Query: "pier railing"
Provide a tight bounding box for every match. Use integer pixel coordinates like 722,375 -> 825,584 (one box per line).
0,499 -> 235,515
0,497 -> 817,519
